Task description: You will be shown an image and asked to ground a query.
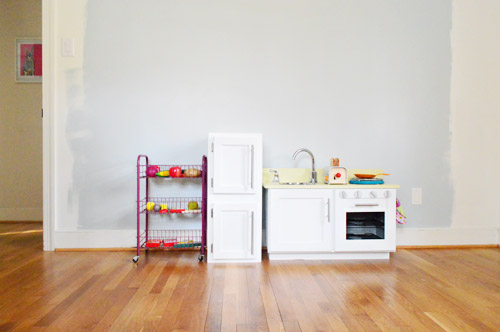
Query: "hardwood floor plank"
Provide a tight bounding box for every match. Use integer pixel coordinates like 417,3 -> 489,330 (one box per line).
257,261 -> 285,332
204,265 -> 226,332
35,275 -> 100,327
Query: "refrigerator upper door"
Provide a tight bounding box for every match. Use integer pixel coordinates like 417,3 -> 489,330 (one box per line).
211,136 -> 260,194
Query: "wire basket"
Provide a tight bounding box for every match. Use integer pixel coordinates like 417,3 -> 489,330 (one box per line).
139,197 -> 202,214
139,163 -> 203,178
141,229 -> 202,249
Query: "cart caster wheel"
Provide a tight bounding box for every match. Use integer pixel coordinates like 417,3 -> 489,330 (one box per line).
132,256 -> 139,263
198,255 -> 204,262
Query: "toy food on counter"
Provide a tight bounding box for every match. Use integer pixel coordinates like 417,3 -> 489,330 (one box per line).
188,201 -> 199,210
169,166 -> 182,178
156,170 -> 170,177
153,204 -> 161,212
184,168 -> 201,178
146,165 -> 160,177
169,209 -> 185,213
146,202 -> 155,211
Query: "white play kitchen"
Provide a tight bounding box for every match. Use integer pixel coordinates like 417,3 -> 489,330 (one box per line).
207,133 -> 399,263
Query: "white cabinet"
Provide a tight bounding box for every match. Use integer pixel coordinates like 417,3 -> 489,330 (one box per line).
208,133 -> 262,263
267,189 -> 333,253
265,187 -> 397,260
334,189 -> 396,252
212,203 -> 258,260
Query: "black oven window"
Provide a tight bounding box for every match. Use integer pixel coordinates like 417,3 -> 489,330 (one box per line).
346,212 -> 385,240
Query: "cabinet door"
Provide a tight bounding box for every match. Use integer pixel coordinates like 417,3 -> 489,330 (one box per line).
211,136 -> 260,194
212,203 -> 257,260
268,190 -> 333,252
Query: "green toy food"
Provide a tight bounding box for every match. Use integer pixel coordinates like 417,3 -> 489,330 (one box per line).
156,170 -> 170,177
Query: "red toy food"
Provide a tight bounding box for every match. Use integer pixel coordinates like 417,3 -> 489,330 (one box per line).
169,166 -> 182,178
145,239 -> 162,248
146,165 -> 160,177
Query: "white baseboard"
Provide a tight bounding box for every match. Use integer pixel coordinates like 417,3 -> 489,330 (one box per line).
54,230 -> 136,249
0,208 -> 43,221
396,227 -> 499,246
268,252 -> 390,260
53,227 -> 500,249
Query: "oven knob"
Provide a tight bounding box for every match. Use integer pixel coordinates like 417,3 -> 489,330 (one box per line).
355,191 -> 362,198
384,191 -> 391,198
336,172 -> 342,178
370,191 -> 377,198
340,191 -> 347,199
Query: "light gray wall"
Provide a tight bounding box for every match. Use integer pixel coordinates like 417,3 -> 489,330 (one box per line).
67,0 -> 452,230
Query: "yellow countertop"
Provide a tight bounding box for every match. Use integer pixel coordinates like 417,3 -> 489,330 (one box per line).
262,168 -> 400,189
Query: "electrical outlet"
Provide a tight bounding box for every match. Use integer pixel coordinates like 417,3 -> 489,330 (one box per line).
62,38 -> 75,57
412,188 -> 422,205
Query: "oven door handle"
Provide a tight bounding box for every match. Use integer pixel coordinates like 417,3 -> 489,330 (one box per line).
355,203 -> 379,207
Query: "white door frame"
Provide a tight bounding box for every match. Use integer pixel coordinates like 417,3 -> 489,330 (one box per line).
42,0 -> 55,251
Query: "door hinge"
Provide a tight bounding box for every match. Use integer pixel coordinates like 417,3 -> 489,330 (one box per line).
211,244 -> 213,253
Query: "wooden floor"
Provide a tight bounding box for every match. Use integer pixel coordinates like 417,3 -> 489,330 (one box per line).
1,223 -> 500,332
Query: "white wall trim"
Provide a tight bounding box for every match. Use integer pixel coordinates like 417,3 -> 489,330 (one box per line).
397,227 -> 500,246
42,0 -> 55,251
54,230 -> 136,249
53,228 -> 500,249
0,208 -> 43,221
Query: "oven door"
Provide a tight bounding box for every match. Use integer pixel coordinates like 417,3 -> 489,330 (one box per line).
334,191 -> 396,252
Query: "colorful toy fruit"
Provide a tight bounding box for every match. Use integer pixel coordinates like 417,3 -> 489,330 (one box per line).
158,203 -> 168,213
184,168 -> 201,178
169,166 -> 182,178
188,201 -> 199,210
156,170 -> 170,177
146,165 -> 160,177
146,202 -> 155,211
153,204 -> 161,212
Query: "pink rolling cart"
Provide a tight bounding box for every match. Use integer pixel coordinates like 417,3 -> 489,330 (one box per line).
133,155 -> 207,263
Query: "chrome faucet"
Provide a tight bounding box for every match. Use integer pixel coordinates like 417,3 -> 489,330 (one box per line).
292,148 -> 317,184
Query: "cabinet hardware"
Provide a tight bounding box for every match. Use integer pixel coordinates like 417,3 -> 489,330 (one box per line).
211,244 -> 213,253
327,199 -> 331,222
355,203 -> 379,207
211,142 -> 214,152
211,208 -> 213,218
250,211 -> 254,255
211,178 -> 214,188
250,145 -> 254,189
41,108 -> 43,118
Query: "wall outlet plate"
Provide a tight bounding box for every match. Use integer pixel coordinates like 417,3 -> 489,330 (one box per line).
412,188 -> 422,205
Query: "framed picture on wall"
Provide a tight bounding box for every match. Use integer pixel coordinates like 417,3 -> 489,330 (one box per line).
16,38 -> 42,83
